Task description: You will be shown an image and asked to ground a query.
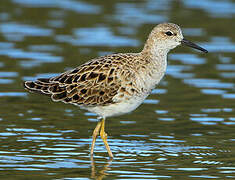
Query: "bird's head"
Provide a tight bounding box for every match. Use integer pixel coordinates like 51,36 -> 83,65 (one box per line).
147,23 -> 208,53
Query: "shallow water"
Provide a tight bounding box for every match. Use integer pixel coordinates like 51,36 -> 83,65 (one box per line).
0,0 -> 235,179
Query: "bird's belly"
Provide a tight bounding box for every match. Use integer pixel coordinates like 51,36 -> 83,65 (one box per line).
86,95 -> 147,118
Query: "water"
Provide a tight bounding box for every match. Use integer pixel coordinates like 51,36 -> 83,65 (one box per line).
0,0 -> 235,179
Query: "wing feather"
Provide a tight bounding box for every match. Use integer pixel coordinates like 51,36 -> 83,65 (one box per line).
24,53 -> 139,106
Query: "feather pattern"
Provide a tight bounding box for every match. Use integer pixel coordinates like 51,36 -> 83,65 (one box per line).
24,53 -> 144,107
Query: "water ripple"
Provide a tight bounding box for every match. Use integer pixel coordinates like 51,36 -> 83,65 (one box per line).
13,0 -> 101,14
0,22 -> 53,41
183,0 -> 235,17
56,27 -> 139,47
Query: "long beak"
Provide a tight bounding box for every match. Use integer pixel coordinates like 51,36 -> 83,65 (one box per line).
181,38 -> 208,53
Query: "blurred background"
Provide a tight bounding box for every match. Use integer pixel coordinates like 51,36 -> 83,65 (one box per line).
0,0 -> 235,179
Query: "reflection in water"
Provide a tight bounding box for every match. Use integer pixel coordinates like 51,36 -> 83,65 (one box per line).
90,157 -> 112,180
0,0 -> 235,179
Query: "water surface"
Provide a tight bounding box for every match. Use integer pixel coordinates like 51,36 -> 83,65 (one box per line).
0,0 -> 235,179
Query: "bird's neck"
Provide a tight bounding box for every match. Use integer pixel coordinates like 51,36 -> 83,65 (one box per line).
141,37 -> 168,71
141,36 -> 169,59
138,36 -> 169,90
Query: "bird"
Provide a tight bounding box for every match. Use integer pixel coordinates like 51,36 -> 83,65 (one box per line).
24,23 -> 208,158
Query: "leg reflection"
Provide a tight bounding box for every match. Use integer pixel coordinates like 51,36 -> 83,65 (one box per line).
91,156 -> 113,180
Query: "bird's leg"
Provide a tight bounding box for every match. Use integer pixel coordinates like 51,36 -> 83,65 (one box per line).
90,121 -> 102,157
100,118 -> 113,158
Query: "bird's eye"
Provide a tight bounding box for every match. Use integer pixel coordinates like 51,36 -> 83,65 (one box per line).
165,31 -> 173,36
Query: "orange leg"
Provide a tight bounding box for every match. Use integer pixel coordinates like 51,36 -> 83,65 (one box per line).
100,118 -> 113,158
90,121 -> 102,157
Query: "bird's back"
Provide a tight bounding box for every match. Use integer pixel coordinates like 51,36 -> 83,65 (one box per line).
24,53 -> 145,108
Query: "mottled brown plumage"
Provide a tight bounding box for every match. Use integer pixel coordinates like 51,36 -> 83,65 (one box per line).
24,23 -> 208,158
24,53 -> 144,107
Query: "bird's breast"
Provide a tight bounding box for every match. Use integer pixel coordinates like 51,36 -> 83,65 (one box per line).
137,59 -> 167,94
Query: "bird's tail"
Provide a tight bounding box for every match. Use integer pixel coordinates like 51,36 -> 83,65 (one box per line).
23,78 -> 53,95
23,78 -> 72,103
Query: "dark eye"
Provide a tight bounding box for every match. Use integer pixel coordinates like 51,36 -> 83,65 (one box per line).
165,31 -> 173,36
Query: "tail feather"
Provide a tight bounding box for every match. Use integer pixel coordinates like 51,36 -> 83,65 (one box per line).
24,78 -> 68,102
48,84 -> 66,94
24,78 -> 52,95
51,91 -> 68,101
37,78 -> 51,84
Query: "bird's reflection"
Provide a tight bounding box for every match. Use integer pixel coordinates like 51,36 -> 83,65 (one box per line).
90,156 -> 113,180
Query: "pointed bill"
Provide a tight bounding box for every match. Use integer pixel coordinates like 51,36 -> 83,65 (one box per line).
181,38 -> 208,53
